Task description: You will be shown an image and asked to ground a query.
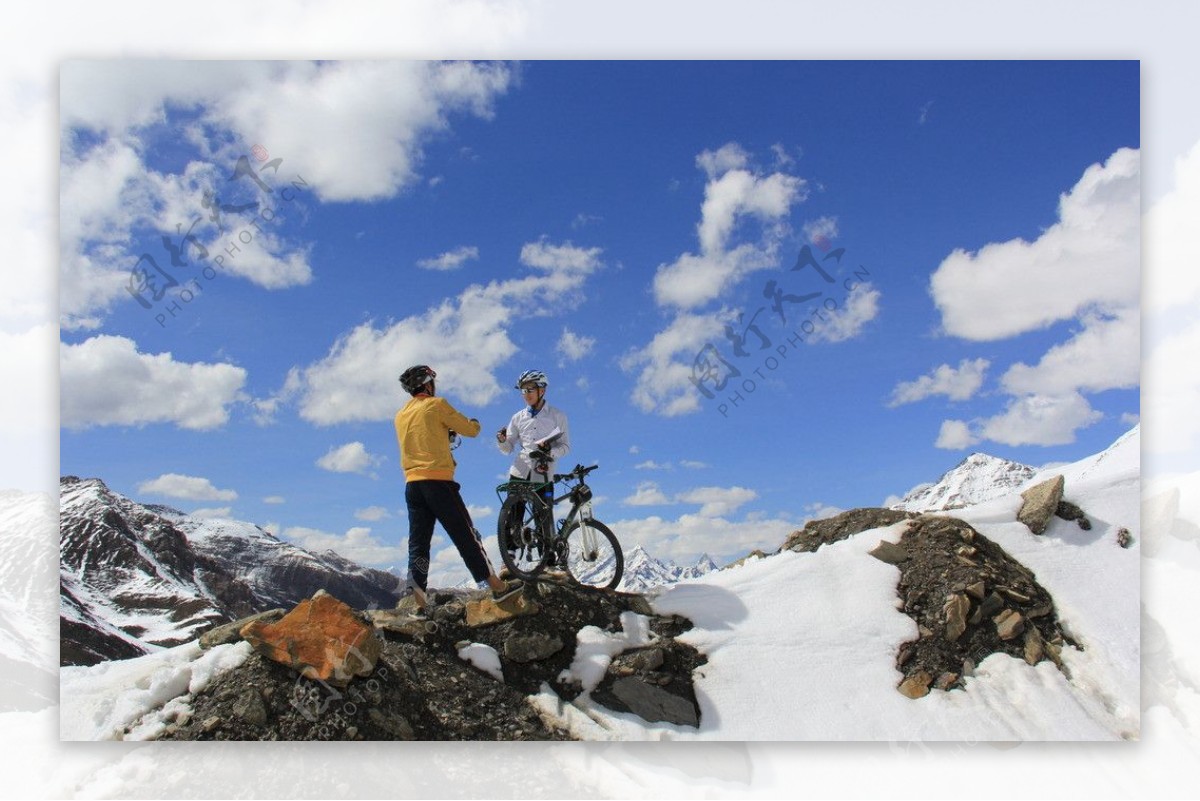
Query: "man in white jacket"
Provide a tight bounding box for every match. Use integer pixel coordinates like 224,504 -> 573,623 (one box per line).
496,369 -> 571,565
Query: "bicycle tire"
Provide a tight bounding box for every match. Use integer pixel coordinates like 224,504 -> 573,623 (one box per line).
497,485 -> 551,581
561,518 -> 624,590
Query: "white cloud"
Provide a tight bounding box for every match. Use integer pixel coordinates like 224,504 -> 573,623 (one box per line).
680,460 -> 709,469
263,496 -> 286,505
282,525 -> 403,567
628,445 -> 640,455
929,148 -> 1140,341
675,486 -> 757,517
622,481 -> 672,507
806,282 -> 881,343
802,216 -> 839,247
58,61 -> 513,328
935,419 -> 980,450
889,358 -> 990,407
1000,308 -> 1139,396
60,335 -> 246,430
417,245 -> 479,271
620,311 -> 729,417
317,442 -> 383,475
355,505 -> 391,522
190,507 -> 234,520
556,328 -> 595,363
803,502 -> 844,521
978,392 -> 1103,447
138,473 -> 238,502
635,460 -> 673,471
608,512 -> 799,565
58,138 -> 315,329
290,240 -> 602,424
770,143 -> 795,168
653,143 -> 807,310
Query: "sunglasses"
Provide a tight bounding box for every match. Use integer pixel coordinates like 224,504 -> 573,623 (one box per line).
520,386 -> 541,394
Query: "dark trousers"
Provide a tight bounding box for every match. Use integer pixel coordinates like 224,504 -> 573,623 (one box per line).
405,480 -> 493,592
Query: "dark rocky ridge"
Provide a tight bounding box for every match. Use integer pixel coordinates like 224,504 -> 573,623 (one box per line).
154,579 -> 705,741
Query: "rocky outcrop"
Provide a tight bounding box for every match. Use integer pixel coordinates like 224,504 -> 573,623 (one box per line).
1017,475 -> 1065,534
782,508 -> 917,553
889,515 -> 1073,698
155,580 -> 704,741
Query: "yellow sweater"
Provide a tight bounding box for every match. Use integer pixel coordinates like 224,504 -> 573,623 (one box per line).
394,395 -> 481,482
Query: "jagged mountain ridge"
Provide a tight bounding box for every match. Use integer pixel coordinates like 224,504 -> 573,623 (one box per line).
59,477 -> 401,666
890,452 -> 1037,512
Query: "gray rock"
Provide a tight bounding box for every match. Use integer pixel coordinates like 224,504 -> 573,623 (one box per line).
1023,627 -> 1045,665
1117,527 -> 1134,548
943,593 -> 970,643
994,608 -> 1025,640
1055,500 -> 1091,530
612,647 -> 665,674
199,609 -> 285,650
368,708 -> 415,740
869,541 -> 911,565
503,632 -> 564,663
898,670 -> 933,699
1018,475 -> 1065,535
609,676 -> 699,727
231,689 -> 267,727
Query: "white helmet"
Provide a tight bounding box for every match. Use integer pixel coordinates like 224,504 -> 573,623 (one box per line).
515,369 -> 548,389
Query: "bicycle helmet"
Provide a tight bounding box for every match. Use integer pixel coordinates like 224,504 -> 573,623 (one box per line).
515,369 -> 548,389
399,364 -> 436,394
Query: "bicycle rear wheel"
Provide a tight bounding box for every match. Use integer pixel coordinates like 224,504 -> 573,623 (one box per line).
497,486 -> 550,581
562,518 -> 624,590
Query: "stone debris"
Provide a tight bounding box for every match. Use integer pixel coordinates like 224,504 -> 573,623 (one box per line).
1018,475 -> 1065,535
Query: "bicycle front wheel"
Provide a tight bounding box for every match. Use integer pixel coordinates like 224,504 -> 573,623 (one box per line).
497,486 -> 550,581
562,518 -> 624,590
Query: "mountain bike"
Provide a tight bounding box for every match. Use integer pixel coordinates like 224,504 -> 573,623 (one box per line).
495,461 -> 624,590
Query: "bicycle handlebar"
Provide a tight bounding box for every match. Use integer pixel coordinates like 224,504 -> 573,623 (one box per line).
553,463 -> 599,482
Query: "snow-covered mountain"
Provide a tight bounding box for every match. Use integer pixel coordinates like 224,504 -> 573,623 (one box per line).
890,452 -> 1037,512
616,546 -> 717,592
564,541 -> 718,593
59,477 -> 401,666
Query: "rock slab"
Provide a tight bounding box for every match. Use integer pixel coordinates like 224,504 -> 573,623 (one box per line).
240,591 -> 380,686
610,676 -> 699,727
1018,475 -> 1065,535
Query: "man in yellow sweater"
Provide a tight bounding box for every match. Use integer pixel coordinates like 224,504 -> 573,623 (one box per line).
395,364 -> 522,612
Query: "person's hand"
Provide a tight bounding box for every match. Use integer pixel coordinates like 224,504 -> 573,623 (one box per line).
496,428 -> 507,443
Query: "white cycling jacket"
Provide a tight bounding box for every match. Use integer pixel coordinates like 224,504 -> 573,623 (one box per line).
497,402 -> 571,479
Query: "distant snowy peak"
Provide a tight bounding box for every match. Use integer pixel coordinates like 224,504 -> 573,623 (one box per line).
892,452 -> 1036,512
616,545 -> 718,593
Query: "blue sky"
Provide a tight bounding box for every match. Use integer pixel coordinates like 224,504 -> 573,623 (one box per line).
58,60 -> 1140,578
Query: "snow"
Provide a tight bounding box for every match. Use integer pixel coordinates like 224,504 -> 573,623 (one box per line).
59,641 -> 251,740
457,643 -> 503,681
529,428 -> 1142,741
559,611 -> 653,692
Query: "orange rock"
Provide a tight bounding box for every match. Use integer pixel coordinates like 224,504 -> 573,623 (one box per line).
241,591 -> 380,686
